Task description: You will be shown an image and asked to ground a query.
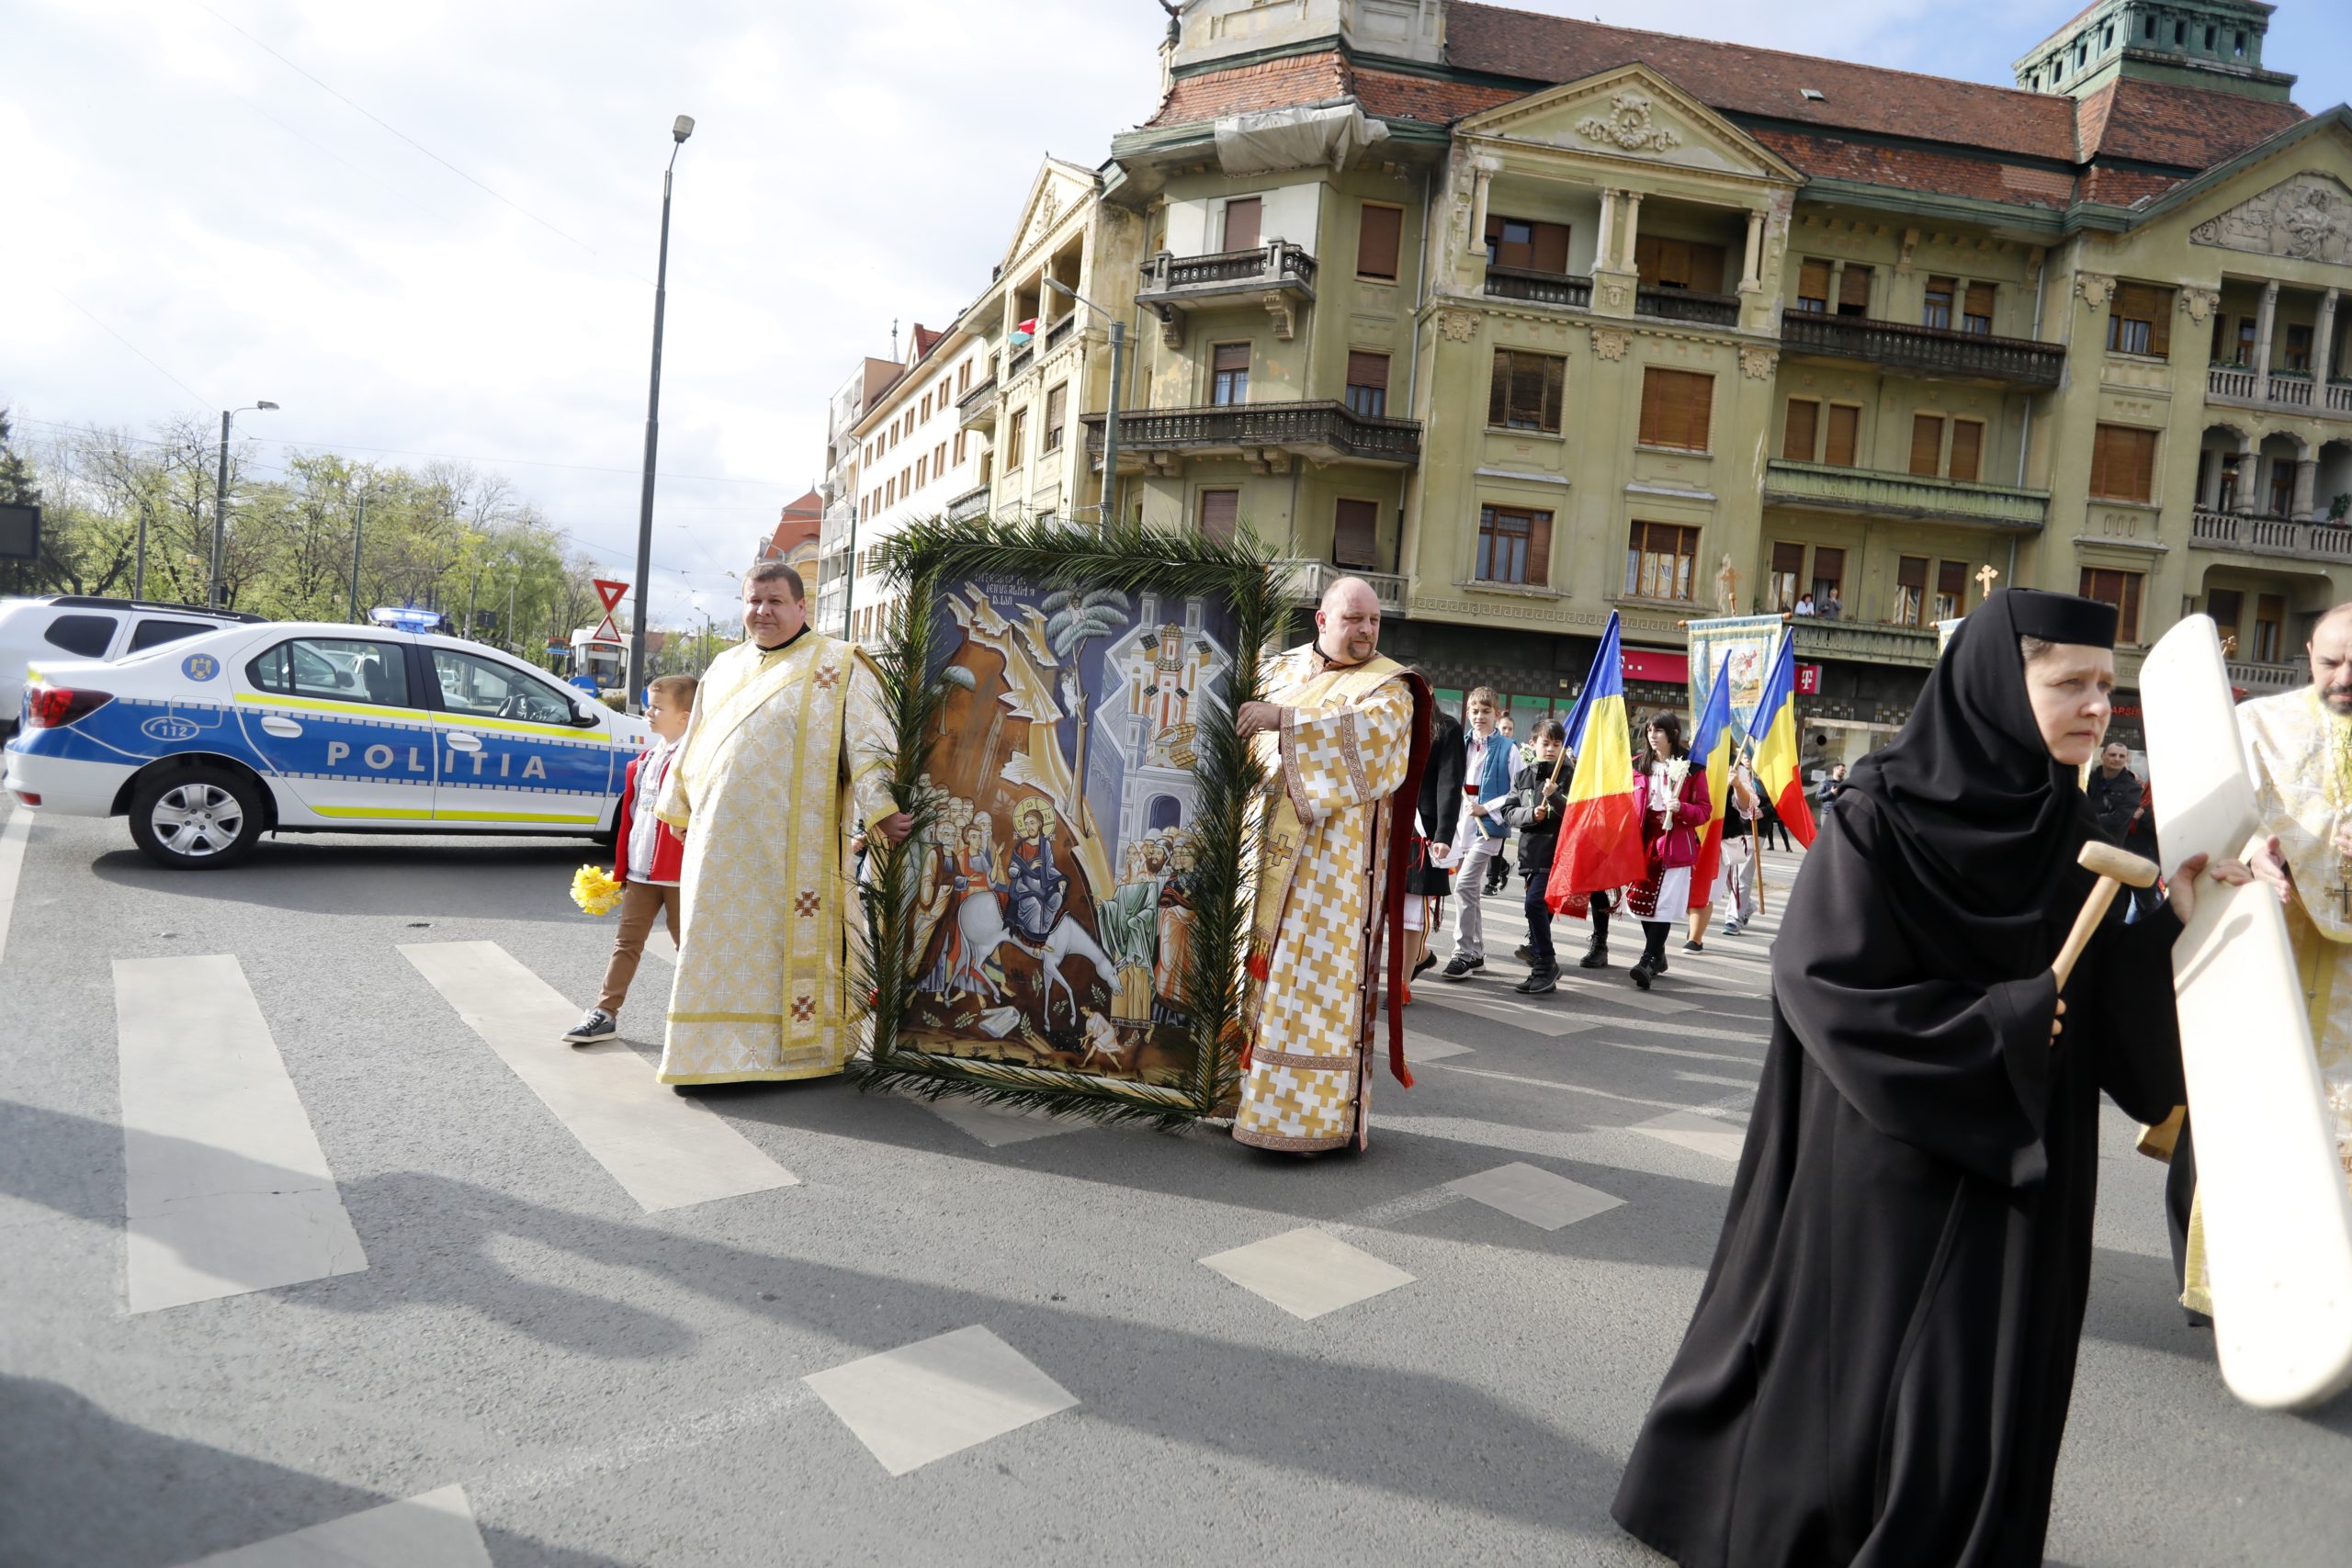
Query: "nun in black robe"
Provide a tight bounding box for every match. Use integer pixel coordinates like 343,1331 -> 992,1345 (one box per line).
1613,589 -> 2193,1568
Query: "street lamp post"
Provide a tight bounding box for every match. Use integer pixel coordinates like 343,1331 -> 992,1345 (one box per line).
1042,278 -> 1124,526
347,478 -> 371,623
209,400 -> 278,608
628,114 -> 695,714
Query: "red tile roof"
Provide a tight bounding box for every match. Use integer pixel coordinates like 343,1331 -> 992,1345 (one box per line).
1142,5 -> 2311,217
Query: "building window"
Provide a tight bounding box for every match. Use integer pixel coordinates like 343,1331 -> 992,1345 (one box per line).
915,456 -> 927,489
1894,555 -> 1928,626
1823,403 -> 1860,468
1950,419 -> 1984,483
1923,276 -> 1956,331
1221,196 -> 1261,251
1769,541 -> 1804,611
1485,214 -> 1571,274
2079,568 -> 2144,643
2089,423 -> 2157,502
1211,343 -> 1250,406
958,362 -> 972,396
1476,504 -> 1553,586
1796,259 -> 1831,312
1345,351 -> 1390,419
1333,498 -> 1380,570
1837,265 -> 1872,318
1783,398 -> 1820,461
1197,488 -> 1238,544
921,390 -> 932,422
1934,560 -> 1969,621
1637,367 -> 1713,452
1358,202 -> 1404,280
1963,282 -> 1996,334
1634,234 -> 1727,293
1042,383 -> 1067,453
2108,284 -> 2175,357
1005,408 -> 1028,471
935,440 -> 948,474
1910,414 -> 1945,477
2270,464 -> 2296,517
1624,521 -> 1699,602
2254,592 -> 2285,662
953,431 -> 967,465
1489,349 -> 1566,432
2208,588 -> 2244,649
2235,317 -> 2258,366
1810,546 -> 1846,607
2286,324 -> 2314,372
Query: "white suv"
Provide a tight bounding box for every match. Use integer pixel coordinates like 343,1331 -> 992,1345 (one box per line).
0,596 -> 265,739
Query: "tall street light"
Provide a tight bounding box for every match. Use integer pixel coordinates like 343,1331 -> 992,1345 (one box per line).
1042,277 -> 1125,526
209,400 -> 278,608
628,113 -> 695,713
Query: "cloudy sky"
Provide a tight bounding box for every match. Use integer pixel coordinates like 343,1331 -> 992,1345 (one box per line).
9,0 -> 2349,626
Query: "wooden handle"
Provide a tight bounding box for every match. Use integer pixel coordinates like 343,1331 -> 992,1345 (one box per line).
2051,877 -> 2122,991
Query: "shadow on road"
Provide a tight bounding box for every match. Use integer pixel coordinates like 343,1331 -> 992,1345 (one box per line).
86,837 -> 594,921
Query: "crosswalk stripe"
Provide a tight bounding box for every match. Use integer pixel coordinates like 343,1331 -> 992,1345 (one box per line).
116,954 -> 368,1314
401,941 -> 798,1212
180,1483 -> 492,1566
0,806 -> 29,969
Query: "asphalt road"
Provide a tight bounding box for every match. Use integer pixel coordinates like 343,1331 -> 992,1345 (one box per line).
1,806 -> 2346,1566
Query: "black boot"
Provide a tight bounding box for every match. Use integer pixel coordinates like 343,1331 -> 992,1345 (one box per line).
1578,933 -> 1609,969
1515,962 -> 1558,995
1634,921 -> 1670,985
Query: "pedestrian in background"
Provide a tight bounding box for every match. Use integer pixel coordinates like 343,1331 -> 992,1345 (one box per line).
567,674 -> 696,1045
1506,720 -> 1568,994
1717,756 -> 1760,936
1442,687 -> 1516,981
1486,713 -> 1519,895
1406,705 -> 1467,986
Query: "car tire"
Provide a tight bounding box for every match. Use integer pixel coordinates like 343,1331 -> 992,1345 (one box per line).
129,764 -> 266,870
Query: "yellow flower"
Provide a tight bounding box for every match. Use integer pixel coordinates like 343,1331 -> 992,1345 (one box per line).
571,864 -> 625,916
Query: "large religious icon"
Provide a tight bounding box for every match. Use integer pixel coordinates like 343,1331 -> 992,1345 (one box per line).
855,519 -> 1281,1127
1686,613 -> 1788,737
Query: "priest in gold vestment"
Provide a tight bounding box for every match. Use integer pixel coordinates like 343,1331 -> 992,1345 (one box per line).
1232,577 -> 1431,1153
653,562 -> 906,1086
2174,604 -> 2352,1312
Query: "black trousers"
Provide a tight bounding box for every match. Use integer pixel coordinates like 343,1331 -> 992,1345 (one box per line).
1522,877 -> 1555,966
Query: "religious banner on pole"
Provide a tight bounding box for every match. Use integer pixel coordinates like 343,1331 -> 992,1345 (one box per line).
1684,614 -> 1788,737
851,517 -> 1281,1127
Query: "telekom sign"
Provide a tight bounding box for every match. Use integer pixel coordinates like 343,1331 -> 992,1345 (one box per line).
1794,662 -> 1824,695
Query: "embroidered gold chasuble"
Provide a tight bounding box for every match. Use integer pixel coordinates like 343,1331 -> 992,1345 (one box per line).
653,632 -> 897,1085
2177,686 -> 2352,1312
1233,646 -> 1413,1153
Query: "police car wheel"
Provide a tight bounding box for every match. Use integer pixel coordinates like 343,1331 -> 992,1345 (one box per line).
130,766 -> 265,869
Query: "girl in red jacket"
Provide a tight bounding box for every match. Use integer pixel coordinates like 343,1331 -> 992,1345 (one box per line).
1624,710 -> 1712,991
566,673 -> 695,1044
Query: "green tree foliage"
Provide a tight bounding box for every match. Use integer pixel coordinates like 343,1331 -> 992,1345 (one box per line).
12,414 -> 628,663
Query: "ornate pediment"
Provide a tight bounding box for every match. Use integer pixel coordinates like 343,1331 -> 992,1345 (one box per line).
1004,160 -> 1096,268
1455,64 -> 1799,185
2190,171 -> 2352,268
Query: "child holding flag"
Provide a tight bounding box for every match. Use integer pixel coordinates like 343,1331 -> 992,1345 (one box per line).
1625,712 -> 1713,989
1503,720 -> 1569,994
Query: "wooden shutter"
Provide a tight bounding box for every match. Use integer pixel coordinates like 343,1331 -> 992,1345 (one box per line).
1634,233 -> 1668,283
1198,489 -> 1238,544
2091,424 -> 2155,502
1213,342 -> 1251,373
1541,355 -> 1566,432
1346,351 -> 1390,392
1783,399 -> 1820,461
1530,221 -> 1570,274
1839,265 -> 1872,312
1332,499 -> 1378,568
1639,368 -> 1669,446
1812,547 -> 1845,597
1964,282 -> 1996,328
1359,203 -> 1402,278
1679,372 -> 1713,451
1526,510 -> 1555,585
1910,414 -> 1945,476
1221,197 -> 1261,251
1898,556 -> 1928,590
1488,351 -> 1510,427
1937,559 -> 1968,601
2147,288 -> 2172,357
1485,213 -> 1524,269
1825,404 -> 1860,467
1798,259 -> 1831,307
1949,420 -> 1984,482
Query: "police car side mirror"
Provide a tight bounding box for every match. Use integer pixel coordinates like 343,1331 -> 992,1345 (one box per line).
334,670 -> 354,689
571,701 -> 595,726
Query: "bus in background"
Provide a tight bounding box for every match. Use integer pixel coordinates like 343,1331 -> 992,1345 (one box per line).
565,628 -> 627,700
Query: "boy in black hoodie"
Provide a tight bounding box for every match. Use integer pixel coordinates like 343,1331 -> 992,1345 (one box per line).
1504,719 -> 1568,994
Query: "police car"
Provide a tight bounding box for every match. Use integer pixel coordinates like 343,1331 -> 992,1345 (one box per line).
3,619 -> 654,868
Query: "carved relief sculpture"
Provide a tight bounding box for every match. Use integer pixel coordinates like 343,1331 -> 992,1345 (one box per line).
2075,272 -> 2117,310
1440,310 -> 1476,343
1577,93 -> 1681,154
1592,327 -> 1630,361
1739,347 -> 1778,380
2177,286 -> 2221,323
2190,173 -> 2352,268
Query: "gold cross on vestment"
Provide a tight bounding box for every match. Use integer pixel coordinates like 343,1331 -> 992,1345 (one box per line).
1975,565 -> 2001,601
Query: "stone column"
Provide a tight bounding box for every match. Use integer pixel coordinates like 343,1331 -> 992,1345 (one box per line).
2317,287 -> 2341,389
1594,187 -> 1618,271
1828,258 -> 1849,313
2234,433 -> 2259,514
1620,190 -> 1644,272
2293,455 -> 2319,521
1740,209 -> 1765,290
2255,279 -> 2279,389
1470,166 -> 1494,253
2199,449 -> 2223,510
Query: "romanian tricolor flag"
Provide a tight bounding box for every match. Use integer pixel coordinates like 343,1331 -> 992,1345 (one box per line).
1685,652 -> 1736,909
1752,628 -> 1816,849
1545,612 -> 1650,911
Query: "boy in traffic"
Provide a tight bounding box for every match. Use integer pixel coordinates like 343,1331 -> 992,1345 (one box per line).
565,673 -> 695,1045
1503,720 -> 1568,995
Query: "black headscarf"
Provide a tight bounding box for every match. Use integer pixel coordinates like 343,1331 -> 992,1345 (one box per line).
1838,588 -> 2118,984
